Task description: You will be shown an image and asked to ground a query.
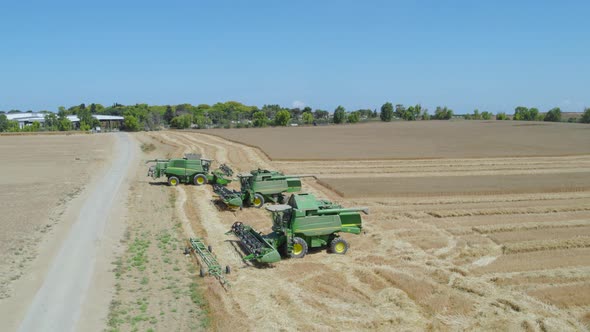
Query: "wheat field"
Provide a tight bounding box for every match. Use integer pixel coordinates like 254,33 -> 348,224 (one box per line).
144,122 -> 590,330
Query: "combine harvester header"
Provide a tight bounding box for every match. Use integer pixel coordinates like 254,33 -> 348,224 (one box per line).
227,193 -> 368,264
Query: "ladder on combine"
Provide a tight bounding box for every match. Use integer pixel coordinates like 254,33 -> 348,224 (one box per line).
189,238 -> 230,287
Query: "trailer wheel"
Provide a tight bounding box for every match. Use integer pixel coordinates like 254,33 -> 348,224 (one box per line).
168,176 -> 180,186
194,174 -> 208,186
252,193 -> 264,208
207,245 -> 212,253
225,266 -> 231,274
290,237 -> 308,259
199,267 -> 206,278
330,237 -> 349,255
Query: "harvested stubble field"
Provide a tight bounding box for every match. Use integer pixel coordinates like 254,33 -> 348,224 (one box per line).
206,120 -> 590,160
147,121 -> 590,331
0,134 -> 115,300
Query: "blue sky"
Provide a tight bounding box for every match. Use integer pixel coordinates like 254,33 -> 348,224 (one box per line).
1,0 -> 588,113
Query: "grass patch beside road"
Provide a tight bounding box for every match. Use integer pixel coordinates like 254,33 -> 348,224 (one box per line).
140,143 -> 156,153
105,179 -> 210,331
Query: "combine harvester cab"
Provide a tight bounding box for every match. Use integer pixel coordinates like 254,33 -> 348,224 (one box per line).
146,153 -> 233,186
216,168 -> 315,209
227,193 -> 368,264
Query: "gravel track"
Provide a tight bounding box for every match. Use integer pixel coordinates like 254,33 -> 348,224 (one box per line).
17,133 -> 134,332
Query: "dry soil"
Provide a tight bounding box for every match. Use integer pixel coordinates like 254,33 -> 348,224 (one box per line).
150,126 -> 590,331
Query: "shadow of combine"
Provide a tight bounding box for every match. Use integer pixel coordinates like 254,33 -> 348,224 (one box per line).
225,239 -> 276,269
212,199 -> 234,212
148,182 -> 169,186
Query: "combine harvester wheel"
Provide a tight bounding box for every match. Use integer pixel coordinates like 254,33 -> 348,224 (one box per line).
168,176 -> 179,186
194,174 -> 208,186
252,193 -> 265,208
290,237 -> 308,258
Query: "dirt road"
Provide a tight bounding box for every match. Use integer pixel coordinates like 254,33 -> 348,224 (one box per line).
17,133 -> 134,332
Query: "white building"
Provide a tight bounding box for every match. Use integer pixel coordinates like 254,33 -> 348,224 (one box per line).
4,112 -> 124,129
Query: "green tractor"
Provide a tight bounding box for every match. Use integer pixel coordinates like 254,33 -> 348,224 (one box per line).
214,169 -> 314,209
146,153 -> 233,186
227,193 -> 368,264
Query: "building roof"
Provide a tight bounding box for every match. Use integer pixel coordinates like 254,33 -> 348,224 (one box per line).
4,112 -> 123,123
95,115 -> 124,121
5,113 -> 47,121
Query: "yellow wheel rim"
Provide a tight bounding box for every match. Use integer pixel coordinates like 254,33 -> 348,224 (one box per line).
292,243 -> 303,255
254,198 -> 262,206
170,179 -> 177,185
335,242 -> 346,253
197,177 -> 204,184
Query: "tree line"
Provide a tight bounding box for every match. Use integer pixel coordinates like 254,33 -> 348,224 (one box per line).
1,102 -> 589,133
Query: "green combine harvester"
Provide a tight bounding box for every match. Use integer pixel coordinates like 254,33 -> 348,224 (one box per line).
227,193 -> 368,264
146,153 -> 233,186
214,169 -> 314,209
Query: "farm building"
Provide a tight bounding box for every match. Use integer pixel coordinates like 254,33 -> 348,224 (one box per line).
4,112 -> 124,130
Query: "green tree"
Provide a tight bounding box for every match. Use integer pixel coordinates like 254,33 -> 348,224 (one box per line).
347,112 -> 360,123
581,108 -> 590,123
401,105 -> 422,121
57,116 -> 72,131
421,109 -> 430,120
274,110 -> 291,126
481,111 -> 492,120
0,114 -> 8,132
313,110 -> 329,120
123,115 -> 141,131
44,113 -> 59,130
472,109 -> 481,120
412,104 -> 423,120
302,112 -> 314,125
380,102 -> 393,122
289,108 -> 302,121
193,114 -> 211,129
261,104 -> 282,119
77,107 -> 93,130
513,106 -> 528,120
144,111 -> 163,130
544,107 -> 561,122
514,106 -> 539,121
530,108 -> 541,121
252,111 -> 268,127
164,105 -> 175,124
355,109 -> 373,119
22,121 -> 41,132
394,104 -> 405,119
496,112 -> 508,120
170,114 -> 192,129
333,106 -> 346,124
6,120 -> 21,132
433,106 -> 453,120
